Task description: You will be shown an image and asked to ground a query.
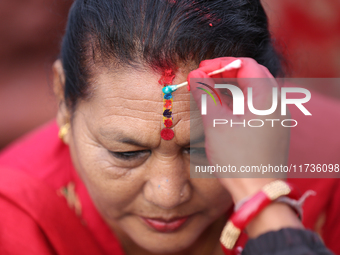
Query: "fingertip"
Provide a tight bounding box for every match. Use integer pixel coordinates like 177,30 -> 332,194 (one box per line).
258,64 -> 275,78
199,57 -> 240,77
236,57 -> 270,78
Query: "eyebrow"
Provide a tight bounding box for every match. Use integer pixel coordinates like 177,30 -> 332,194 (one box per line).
99,128 -> 149,147
100,128 -> 202,147
117,137 -> 146,147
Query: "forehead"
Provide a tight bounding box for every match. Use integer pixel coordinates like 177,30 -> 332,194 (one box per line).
75,65 -> 199,147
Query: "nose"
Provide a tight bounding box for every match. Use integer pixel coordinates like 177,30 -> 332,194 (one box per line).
143,154 -> 191,210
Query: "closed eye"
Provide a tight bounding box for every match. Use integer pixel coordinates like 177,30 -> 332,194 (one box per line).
109,150 -> 151,160
183,147 -> 206,156
220,88 -> 233,97
183,147 -> 209,165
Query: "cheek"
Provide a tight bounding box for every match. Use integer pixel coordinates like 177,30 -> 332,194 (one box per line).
68,127 -> 145,219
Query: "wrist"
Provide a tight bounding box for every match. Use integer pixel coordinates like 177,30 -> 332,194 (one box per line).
246,202 -> 303,239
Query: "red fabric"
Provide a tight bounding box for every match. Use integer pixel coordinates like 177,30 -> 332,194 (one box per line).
0,88 -> 340,254
0,168 -> 105,255
268,0 -> 340,79
287,91 -> 340,255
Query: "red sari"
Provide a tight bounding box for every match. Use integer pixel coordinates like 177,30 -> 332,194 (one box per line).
0,91 -> 339,255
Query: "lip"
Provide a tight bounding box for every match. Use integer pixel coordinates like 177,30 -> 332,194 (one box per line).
141,216 -> 190,233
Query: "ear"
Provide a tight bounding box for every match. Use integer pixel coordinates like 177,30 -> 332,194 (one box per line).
53,59 -> 71,144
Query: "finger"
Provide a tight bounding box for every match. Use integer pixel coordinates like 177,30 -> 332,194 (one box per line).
199,57 -> 238,69
188,69 -> 233,129
234,58 -> 280,115
198,57 -> 239,79
236,58 -> 272,78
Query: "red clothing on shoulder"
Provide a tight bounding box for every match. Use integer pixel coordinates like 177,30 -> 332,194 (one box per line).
0,122 -> 124,255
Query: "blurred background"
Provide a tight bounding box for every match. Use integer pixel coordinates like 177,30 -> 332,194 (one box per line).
0,0 -> 339,150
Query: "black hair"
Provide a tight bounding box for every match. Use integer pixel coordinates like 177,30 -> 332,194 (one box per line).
61,0 -> 282,109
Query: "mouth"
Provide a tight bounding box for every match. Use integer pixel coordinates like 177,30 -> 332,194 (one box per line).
141,215 -> 191,233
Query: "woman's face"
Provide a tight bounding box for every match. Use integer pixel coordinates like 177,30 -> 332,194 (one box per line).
59,63 -> 232,253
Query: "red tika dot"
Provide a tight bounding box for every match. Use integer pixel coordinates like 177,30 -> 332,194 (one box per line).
164,100 -> 172,109
161,128 -> 174,140
164,119 -> 173,128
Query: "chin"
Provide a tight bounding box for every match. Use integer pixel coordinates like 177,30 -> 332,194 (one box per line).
132,231 -> 200,254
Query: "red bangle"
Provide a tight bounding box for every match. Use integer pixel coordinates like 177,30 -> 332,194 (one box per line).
220,180 -> 300,250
